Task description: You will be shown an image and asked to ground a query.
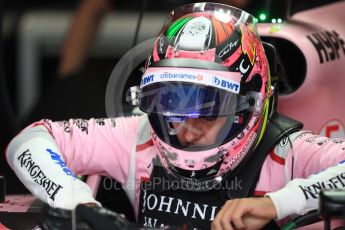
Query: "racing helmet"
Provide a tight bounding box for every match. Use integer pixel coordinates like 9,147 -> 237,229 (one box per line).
134,2 -> 271,191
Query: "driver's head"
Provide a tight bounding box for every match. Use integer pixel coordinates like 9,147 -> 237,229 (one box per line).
137,2 -> 271,191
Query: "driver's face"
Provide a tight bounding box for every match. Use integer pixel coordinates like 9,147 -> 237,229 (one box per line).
173,117 -> 228,147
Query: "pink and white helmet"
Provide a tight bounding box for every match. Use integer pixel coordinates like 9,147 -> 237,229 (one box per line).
138,2 -> 271,191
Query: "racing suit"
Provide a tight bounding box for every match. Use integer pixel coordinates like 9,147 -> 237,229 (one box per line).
5,114 -> 345,228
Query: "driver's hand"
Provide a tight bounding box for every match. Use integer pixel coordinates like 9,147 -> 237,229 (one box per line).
211,197 -> 277,230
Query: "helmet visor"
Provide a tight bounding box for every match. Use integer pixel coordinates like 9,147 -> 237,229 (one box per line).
139,81 -> 261,118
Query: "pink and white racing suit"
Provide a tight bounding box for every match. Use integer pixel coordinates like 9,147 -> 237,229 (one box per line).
5,115 -> 345,228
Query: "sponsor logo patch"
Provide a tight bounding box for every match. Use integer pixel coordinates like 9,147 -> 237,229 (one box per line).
17,149 -> 63,201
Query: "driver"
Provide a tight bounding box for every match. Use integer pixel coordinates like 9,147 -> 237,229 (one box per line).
6,3 -> 345,230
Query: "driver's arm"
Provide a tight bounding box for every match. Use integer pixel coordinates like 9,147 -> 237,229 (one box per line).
6,124 -> 100,209
5,116 -> 141,209
266,132 -> 345,220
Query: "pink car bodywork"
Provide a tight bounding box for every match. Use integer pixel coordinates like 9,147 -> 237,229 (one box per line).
258,1 -> 345,138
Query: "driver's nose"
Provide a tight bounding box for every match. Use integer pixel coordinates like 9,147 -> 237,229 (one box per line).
180,119 -> 203,145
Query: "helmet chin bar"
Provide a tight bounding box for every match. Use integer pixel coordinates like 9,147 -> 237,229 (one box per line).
164,159 -> 226,192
